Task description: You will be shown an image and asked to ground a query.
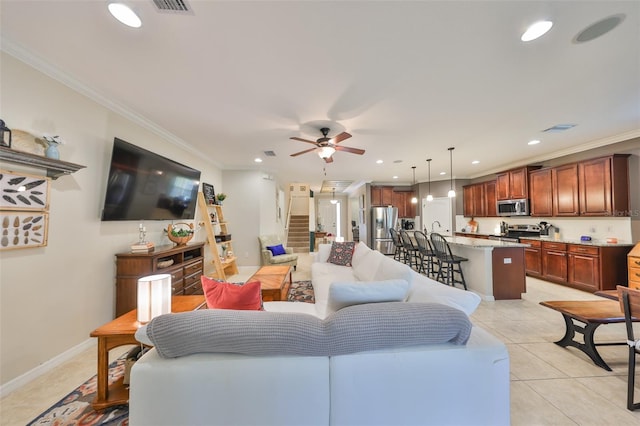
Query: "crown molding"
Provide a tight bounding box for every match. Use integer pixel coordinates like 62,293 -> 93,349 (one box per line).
1,37 -> 221,168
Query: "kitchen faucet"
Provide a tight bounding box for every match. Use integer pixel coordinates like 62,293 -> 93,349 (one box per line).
431,221 -> 441,233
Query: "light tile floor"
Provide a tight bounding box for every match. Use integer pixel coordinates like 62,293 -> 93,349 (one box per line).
2,252 -> 640,425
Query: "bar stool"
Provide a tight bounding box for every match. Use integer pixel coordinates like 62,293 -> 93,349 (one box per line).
429,232 -> 468,290
399,230 -> 421,271
413,230 -> 437,277
389,228 -> 404,262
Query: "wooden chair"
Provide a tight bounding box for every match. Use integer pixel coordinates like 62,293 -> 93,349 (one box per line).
413,230 -> 437,277
429,232 -> 468,290
389,228 -> 404,262
617,285 -> 640,411
399,230 -> 421,271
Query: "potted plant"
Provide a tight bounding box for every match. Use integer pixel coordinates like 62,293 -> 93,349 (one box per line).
216,193 -> 227,205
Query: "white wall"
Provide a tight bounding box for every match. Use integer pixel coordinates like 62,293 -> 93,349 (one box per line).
0,52 -> 224,388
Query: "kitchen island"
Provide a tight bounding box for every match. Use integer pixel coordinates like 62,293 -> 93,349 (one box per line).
443,236 -> 529,301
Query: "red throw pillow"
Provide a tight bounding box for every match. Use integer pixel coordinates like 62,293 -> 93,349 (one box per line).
201,276 -> 263,310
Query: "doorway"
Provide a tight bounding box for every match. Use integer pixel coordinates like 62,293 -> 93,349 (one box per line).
317,199 -> 342,240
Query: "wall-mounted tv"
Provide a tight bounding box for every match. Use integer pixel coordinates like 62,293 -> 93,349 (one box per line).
101,138 -> 201,221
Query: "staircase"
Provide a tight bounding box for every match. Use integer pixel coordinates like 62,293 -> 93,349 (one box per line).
287,215 -> 310,253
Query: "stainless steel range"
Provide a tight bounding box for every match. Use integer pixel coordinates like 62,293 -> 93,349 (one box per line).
489,224 -> 540,242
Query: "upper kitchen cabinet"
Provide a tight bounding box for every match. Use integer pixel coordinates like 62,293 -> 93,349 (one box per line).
462,180 -> 497,217
578,154 -> 630,216
496,166 -> 540,200
552,163 -> 580,216
484,180 -> 497,217
371,186 -> 394,206
529,168 -> 553,217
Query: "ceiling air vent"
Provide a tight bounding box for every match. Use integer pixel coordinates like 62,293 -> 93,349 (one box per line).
263,150 -> 276,157
153,0 -> 191,12
542,124 -> 576,133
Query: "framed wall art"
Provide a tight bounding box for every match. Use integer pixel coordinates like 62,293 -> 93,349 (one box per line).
0,170 -> 50,210
202,182 -> 216,205
0,211 -> 49,250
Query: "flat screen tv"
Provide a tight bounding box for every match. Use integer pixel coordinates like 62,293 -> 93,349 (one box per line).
101,138 -> 201,221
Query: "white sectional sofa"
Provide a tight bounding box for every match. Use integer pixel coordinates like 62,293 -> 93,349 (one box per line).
130,242 -> 510,426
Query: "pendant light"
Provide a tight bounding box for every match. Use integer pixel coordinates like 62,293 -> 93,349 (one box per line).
426,158 -> 433,202
410,166 -> 418,204
330,188 -> 338,204
447,147 -> 456,198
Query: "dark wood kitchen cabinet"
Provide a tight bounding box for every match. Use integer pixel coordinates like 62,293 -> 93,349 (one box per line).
463,180 -> 496,217
578,154 -> 630,216
552,163 -> 580,216
484,180 -> 497,217
463,183 -> 485,217
567,244 -> 600,292
522,239 -> 542,277
496,166 -> 540,201
542,241 -> 568,283
371,186 -> 394,206
529,168 -> 553,217
536,241 -> 630,292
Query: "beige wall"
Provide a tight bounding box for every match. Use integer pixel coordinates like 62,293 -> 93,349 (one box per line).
0,52 -> 223,388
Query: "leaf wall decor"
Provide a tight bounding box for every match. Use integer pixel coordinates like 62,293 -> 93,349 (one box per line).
0,170 -> 50,210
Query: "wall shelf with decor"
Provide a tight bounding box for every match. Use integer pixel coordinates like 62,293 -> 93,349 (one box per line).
0,146 -> 86,179
197,191 -> 238,280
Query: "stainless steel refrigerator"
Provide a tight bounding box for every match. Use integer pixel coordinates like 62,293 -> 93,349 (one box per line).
371,206 -> 398,255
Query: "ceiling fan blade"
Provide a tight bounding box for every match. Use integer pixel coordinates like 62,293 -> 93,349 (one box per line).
290,136 -> 319,145
324,156 -> 334,163
330,132 -> 352,144
335,145 -> 365,155
290,147 -> 318,157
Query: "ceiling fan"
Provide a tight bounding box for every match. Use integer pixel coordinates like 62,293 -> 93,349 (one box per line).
290,127 -> 365,163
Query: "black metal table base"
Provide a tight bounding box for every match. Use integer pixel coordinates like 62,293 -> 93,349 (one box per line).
555,314 -> 625,371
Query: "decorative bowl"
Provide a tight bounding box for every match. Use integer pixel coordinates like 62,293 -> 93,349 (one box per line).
167,222 -> 194,246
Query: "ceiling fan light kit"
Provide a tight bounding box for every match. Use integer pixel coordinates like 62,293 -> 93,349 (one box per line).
290,127 -> 364,163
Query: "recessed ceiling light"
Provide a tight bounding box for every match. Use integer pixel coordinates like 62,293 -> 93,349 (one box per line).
254,158 -> 263,163
439,171 -> 446,176
521,20 -> 553,42
108,3 -> 142,28
528,140 -> 540,145
392,175 -> 398,179
376,160 -> 383,164
471,160 -> 480,165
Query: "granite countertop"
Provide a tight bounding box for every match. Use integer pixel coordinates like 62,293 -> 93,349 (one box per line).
454,231 -> 633,247
444,236 -> 529,249
517,235 -> 635,247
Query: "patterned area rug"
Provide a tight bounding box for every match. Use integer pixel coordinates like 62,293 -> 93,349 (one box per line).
27,281 -> 315,425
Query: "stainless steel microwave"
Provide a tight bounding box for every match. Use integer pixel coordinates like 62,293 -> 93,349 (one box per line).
497,199 -> 529,216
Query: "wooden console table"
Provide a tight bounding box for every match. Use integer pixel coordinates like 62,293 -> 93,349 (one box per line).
89,295 -> 206,410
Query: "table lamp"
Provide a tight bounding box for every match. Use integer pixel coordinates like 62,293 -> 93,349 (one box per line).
137,274 -> 172,323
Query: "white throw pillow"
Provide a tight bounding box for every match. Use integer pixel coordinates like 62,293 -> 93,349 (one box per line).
316,244 -> 333,263
327,279 -> 410,313
352,247 -> 385,282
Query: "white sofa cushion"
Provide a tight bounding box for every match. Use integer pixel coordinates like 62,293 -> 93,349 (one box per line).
327,280 -> 410,314
407,273 -> 481,316
352,244 -> 385,282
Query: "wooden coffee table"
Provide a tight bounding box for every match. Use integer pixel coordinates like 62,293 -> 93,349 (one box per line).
248,265 -> 293,301
89,295 -> 206,410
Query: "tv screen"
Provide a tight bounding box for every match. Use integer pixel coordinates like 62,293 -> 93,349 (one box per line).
101,138 -> 201,221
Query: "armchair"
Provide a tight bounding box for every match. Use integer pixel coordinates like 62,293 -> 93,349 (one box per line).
258,235 -> 298,271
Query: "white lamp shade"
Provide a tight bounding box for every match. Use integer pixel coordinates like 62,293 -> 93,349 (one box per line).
426,194 -> 434,202
448,189 -> 456,198
318,146 -> 336,159
137,274 -> 172,323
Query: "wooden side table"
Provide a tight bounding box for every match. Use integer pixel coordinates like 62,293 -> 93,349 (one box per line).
89,295 -> 206,410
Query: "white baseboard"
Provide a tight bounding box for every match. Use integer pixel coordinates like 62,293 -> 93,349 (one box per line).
0,338 -> 96,398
